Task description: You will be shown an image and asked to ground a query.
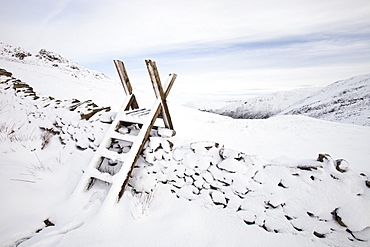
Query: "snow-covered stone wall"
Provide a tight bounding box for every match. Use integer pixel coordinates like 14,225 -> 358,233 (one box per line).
130,138 -> 370,244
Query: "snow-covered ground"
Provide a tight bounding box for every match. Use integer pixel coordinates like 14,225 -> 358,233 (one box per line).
1,44 -> 370,246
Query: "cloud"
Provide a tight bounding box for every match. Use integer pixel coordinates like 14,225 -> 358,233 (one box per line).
39,0 -> 73,27
1,0 -> 369,103
11,0 -> 366,59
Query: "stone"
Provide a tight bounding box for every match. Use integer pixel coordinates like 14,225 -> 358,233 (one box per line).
335,159 -> 349,173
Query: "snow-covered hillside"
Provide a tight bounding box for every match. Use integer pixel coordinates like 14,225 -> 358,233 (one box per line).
0,42 -> 108,81
1,44 -> 370,246
0,42 -> 130,111
186,88 -> 318,119
187,74 -> 370,127
281,74 -> 370,126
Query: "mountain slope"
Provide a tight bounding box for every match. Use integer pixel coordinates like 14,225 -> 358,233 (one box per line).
280,74 -> 370,126
185,88 -> 319,119
186,74 -> 370,127
204,88 -> 319,119
0,42 -> 134,111
0,42 -> 107,80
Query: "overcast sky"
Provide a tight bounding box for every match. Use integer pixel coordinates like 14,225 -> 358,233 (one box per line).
1,0 -> 369,103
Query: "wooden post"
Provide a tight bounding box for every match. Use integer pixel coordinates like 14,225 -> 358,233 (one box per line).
165,74 -> 177,98
114,60 -> 139,109
145,60 -> 175,130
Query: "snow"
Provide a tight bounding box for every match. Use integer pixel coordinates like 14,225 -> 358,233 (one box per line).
185,87 -> 319,119
0,42 -> 130,111
1,43 -> 370,246
187,73 -> 370,127
281,73 -> 370,126
172,107 -> 370,173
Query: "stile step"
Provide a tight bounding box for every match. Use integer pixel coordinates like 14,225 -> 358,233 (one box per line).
90,168 -> 113,184
115,112 -> 147,124
100,148 -> 128,163
109,131 -> 137,143
125,108 -> 148,115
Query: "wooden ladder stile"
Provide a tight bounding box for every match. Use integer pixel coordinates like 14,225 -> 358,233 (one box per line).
73,59 -> 177,209
72,94 -> 137,196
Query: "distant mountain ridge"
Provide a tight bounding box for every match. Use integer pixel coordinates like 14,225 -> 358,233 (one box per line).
280,74 -> 370,126
0,42 -> 108,80
186,74 -> 370,126
186,87 -> 319,119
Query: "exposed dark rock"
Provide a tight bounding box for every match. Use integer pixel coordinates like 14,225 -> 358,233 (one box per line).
81,107 -> 111,120
44,218 -> 55,227
0,68 -> 12,77
313,231 -> 326,238
331,208 -> 347,227
37,49 -> 65,63
244,220 -> 255,225
317,153 -> 331,162
297,165 -> 319,171
346,229 -> 366,242
265,201 -> 279,209
278,181 -> 288,188
285,215 -> 293,220
14,51 -> 31,60
293,226 -> 303,232
335,159 -> 349,173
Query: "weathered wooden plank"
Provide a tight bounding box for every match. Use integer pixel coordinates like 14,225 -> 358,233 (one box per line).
145,60 -> 174,130
122,91 -> 139,111
114,60 -> 133,95
164,73 -> 177,98
114,60 -> 139,110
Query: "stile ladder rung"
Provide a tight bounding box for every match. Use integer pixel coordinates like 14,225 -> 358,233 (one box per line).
115,112 -> 147,124
90,168 -> 113,184
109,131 -> 137,143
126,108 -> 149,116
100,148 -> 128,163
